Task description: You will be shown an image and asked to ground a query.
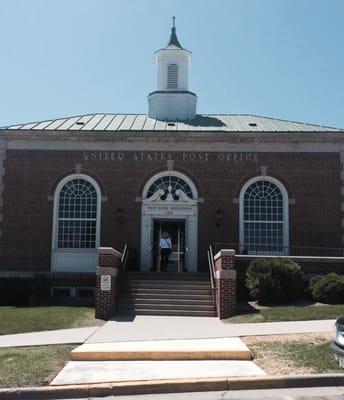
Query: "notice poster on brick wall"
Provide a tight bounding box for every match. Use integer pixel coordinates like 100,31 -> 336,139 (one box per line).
100,275 -> 111,291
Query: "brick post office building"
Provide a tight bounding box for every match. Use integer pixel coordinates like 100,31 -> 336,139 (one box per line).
0,24 -> 343,310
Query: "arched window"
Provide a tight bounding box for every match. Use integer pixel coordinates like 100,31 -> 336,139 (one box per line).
55,176 -> 100,249
167,63 -> 178,89
146,175 -> 194,200
239,177 -> 289,254
143,171 -> 197,201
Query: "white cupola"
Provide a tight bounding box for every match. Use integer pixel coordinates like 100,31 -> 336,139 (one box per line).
148,18 -> 197,121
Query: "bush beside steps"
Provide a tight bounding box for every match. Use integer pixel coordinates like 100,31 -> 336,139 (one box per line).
246,257 -> 304,304
310,273 -> 344,304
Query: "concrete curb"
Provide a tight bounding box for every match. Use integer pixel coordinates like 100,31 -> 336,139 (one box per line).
0,374 -> 344,399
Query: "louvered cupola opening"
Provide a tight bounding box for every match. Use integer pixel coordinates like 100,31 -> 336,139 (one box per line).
167,63 -> 178,89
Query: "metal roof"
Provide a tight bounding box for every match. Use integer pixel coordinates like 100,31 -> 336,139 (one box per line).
0,114 -> 342,132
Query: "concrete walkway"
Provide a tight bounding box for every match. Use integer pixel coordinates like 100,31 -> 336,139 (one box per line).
0,317 -> 336,348
87,315 -> 336,343
0,326 -> 99,348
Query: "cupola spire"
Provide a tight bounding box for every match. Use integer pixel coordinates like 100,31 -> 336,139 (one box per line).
167,16 -> 182,49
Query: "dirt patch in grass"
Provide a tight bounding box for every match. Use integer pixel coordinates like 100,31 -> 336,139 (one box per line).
0,345 -> 74,387
243,333 -> 343,375
0,306 -> 103,335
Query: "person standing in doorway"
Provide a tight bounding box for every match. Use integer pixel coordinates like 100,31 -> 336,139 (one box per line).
160,231 -> 172,272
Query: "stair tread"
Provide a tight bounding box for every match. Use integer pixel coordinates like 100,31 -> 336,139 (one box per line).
119,310 -> 217,316
119,299 -> 214,304
124,283 -> 211,287
121,291 -> 213,300
120,303 -> 215,308
123,288 -> 211,292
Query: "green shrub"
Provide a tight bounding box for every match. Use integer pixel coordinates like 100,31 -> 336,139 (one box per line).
304,275 -> 323,299
246,258 -> 304,304
309,275 -> 323,293
311,273 -> 344,304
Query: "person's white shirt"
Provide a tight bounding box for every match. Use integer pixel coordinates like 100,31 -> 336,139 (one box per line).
160,237 -> 172,249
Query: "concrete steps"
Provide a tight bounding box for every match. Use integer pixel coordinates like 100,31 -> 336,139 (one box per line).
118,272 -> 216,317
51,359 -> 266,386
51,338 -> 265,386
70,338 -> 252,361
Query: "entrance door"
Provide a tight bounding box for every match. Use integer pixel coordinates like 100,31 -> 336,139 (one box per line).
152,220 -> 186,272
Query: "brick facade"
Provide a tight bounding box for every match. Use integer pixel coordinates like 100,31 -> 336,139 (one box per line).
0,145 -> 342,273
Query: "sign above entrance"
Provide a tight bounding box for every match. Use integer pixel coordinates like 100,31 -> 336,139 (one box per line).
82,152 -> 258,163
144,204 -> 195,216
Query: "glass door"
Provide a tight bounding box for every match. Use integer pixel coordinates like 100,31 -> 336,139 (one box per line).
152,219 -> 186,272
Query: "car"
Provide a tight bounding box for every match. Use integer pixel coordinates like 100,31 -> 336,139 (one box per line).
330,316 -> 344,368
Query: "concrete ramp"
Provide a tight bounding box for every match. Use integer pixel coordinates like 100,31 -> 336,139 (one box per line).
70,337 -> 252,361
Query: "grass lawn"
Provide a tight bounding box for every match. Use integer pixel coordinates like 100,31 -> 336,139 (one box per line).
243,333 -> 343,375
0,306 -> 102,335
0,345 -> 74,387
225,303 -> 344,323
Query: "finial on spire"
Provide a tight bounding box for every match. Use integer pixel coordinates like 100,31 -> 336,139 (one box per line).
167,16 -> 182,48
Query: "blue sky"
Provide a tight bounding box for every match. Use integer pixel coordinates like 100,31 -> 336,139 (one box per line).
1,0 -> 343,128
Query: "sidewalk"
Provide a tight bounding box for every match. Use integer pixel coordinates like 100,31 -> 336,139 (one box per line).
87,316 -> 336,344
0,326 -> 99,348
0,317 -> 336,348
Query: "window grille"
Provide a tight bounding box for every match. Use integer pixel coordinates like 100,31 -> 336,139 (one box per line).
242,180 -> 284,253
147,175 -> 193,200
167,63 -> 178,89
57,179 -> 97,249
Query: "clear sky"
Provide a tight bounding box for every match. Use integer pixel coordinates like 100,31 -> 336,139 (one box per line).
1,0 -> 343,128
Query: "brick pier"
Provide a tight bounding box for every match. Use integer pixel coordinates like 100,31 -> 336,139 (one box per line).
214,249 -> 237,319
95,247 -> 122,320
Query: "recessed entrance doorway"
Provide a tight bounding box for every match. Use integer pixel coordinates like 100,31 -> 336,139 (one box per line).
153,219 -> 186,272
140,171 -> 198,272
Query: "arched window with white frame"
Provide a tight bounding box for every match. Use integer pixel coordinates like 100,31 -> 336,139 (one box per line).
142,171 -> 197,201
51,174 -> 101,272
239,176 -> 289,254
167,63 -> 178,89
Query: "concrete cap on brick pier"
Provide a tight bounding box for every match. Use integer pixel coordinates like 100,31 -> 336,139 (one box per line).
214,249 -> 236,261
98,247 -> 122,257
